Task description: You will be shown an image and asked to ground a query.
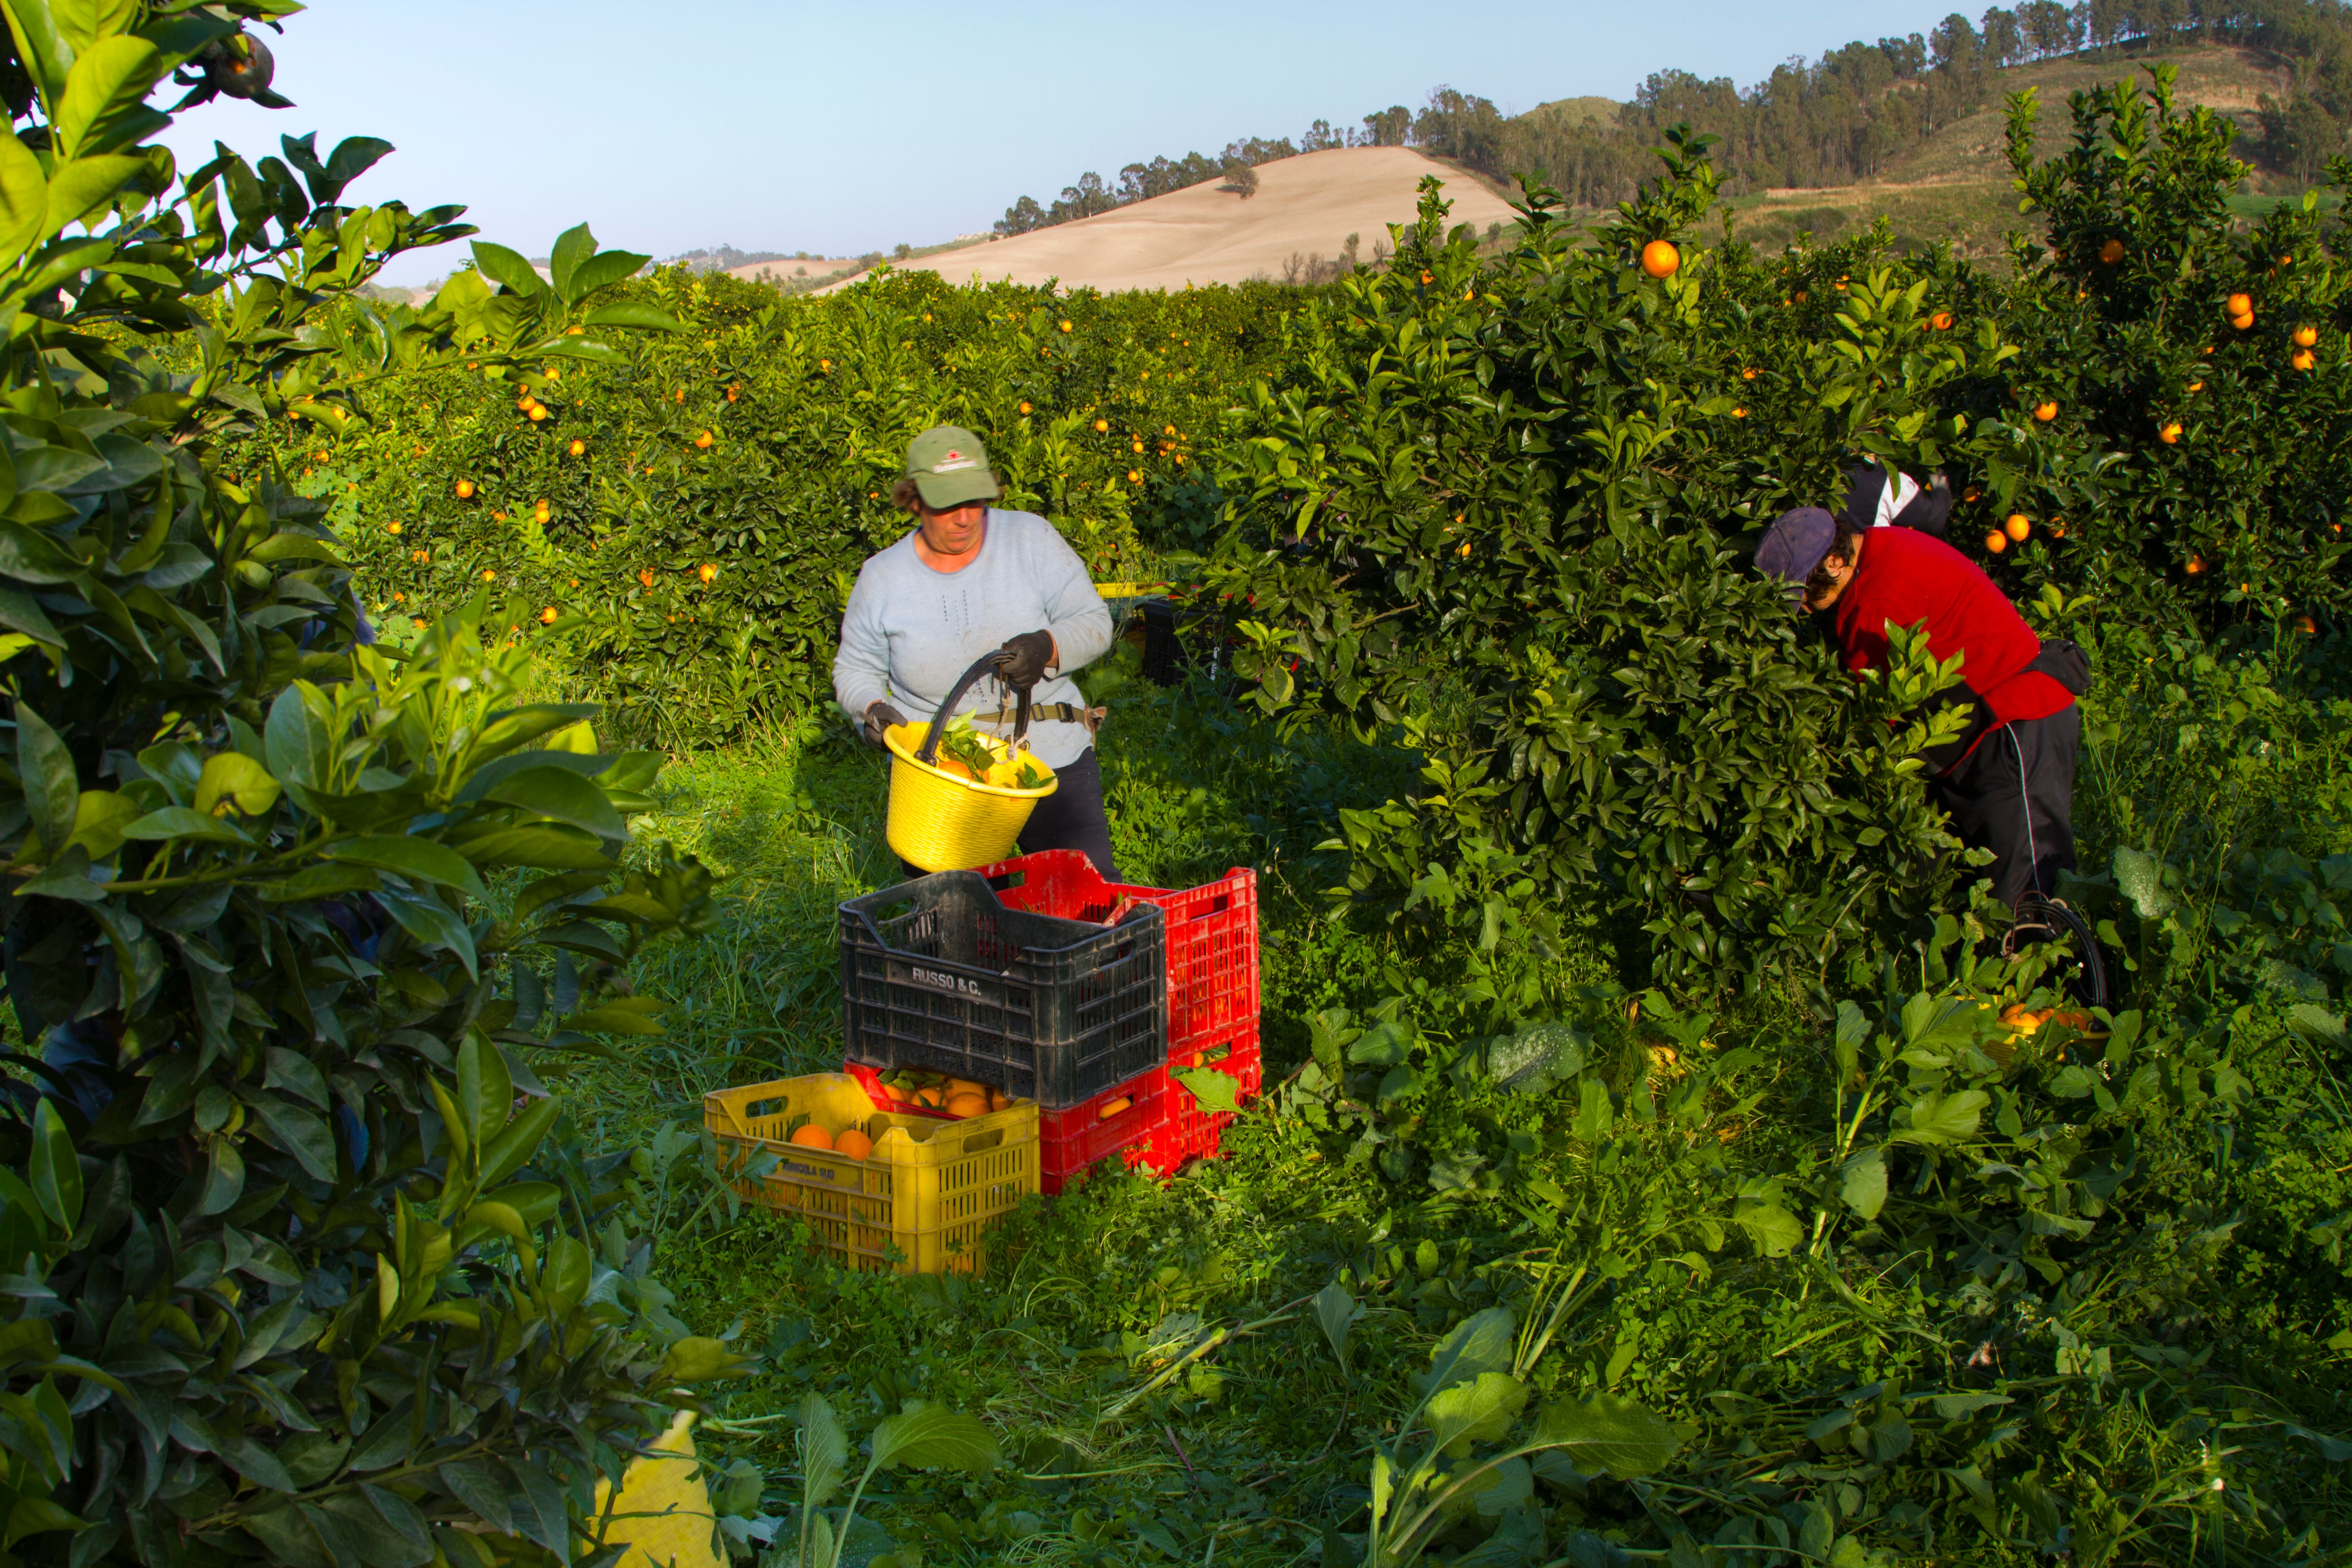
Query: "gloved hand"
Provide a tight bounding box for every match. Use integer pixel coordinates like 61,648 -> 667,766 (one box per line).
992,629 -> 1056,689
861,701 -> 906,749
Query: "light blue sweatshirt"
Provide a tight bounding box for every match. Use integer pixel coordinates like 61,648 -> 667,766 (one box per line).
832,509 -> 1113,769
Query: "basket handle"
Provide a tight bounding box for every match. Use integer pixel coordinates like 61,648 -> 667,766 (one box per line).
914,651 -> 1034,766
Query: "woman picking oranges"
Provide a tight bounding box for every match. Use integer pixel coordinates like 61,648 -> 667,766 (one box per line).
1755,505 -> 2087,920
833,426 -> 1120,877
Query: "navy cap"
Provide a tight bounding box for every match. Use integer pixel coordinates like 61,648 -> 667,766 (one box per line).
1756,507 -> 1837,587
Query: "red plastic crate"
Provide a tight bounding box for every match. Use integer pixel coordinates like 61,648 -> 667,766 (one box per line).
976,851 -> 1258,1049
1038,1069 -> 1164,1195
1147,1026 -> 1261,1175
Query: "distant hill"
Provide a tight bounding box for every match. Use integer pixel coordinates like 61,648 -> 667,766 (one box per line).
1719,43 -> 2309,259
865,147 -> 1523,295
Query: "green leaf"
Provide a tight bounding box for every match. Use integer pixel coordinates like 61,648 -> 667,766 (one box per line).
654,1335 -> 750,1384
36,153 -> 141,236
248,1098 -> 338,1183
483,765 -> 624,841
1839,1148 -> 1888,1220
28,1098 -> 79,1233
580,301 -> 684,332
473,702 -> 599,761
799,1392 -> 847,1513
119,806 -> 254,845
324,836 -> 490,902
547,222 -> 593,302
564,1002 -> 665,1037
264,682 -> 333,792
376,887 -> 478,982
53,34 -> 161,158
1426,1371 -> 1527,1455
476,1096 -> 559,1189
1313,1279 -> 1360,1373
1420,1307 -> 1515,1399
14,702 -> 78,858
470,240 -> 546,297
193,752 -> 280,818
869,1405 -> 1001,1473
1485,1020 -> 1589,1094
1893,1089 -> 1988,1146
1172,1066 -> 1240,1115
563,247 -> 649,302
1527,1394 -> 1685,1480
445,823 -> 614,870
0,129 -> 45,266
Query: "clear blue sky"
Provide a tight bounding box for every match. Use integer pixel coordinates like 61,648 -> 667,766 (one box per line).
159,0 -> 1976,285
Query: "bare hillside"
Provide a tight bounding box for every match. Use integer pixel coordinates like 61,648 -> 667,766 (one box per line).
876,148 -> 1522,294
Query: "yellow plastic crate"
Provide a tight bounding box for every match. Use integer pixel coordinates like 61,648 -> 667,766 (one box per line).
703,1074 -> 1039,1275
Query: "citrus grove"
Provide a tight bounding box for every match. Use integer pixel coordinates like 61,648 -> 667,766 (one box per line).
0,0 -> 2348,1560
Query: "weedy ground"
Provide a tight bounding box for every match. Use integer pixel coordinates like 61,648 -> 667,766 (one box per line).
563,635 -> 2352,1568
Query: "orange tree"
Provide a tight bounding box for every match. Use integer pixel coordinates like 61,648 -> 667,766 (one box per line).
0,2 -> 770,1563
1201,142 -> 2012,1004
271,269 -> 1301,748
1200,78 -> 2347,1003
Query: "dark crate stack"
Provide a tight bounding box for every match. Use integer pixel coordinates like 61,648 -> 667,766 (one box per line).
838,871 -> 1166,1109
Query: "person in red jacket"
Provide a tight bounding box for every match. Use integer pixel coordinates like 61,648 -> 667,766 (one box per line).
1756,505 -> 2084,910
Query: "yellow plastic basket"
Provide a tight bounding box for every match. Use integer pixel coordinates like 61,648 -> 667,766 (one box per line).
883,721 -> 1057,873
704,1073 -> 1039,1275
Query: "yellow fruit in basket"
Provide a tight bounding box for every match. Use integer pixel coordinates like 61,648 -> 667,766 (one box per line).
789,1123 -> 834,1150
944,1092 -> 989,1117
834,1127 -> 874,1161
1098,1096 -> 1132,1120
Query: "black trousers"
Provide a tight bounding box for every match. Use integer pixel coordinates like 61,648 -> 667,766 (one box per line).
1930,705 -> 2079,909
899,747 -> 1120,884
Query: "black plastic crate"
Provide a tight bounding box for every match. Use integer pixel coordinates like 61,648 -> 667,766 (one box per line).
839,871 -> 1167,1109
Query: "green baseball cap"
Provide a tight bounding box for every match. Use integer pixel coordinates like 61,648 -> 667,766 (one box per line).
904,425 -> 1000,508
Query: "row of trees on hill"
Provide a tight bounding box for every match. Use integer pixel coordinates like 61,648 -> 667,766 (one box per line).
1454,0 -> 2352,201
993,0 -> 2349,240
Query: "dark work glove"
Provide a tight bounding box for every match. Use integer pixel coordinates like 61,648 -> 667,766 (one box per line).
993,629 -> 1056,689
861,701 -> 906,749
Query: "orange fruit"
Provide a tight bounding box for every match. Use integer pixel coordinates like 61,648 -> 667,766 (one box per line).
479,569 -> 495,582
1931,311 -> 1953,330
726,384 -> 740,402
833,1127 -> 874,1161
387,522 -> 402,535
1093,418 -> 1108,432
453,480 -> 474,499
540,606 -> 558,625
1019,401 -> 1032,414
698,562 -> 717,583
1127,469 -> 1141,483
2032,401 -> 2058,422
2185,555 -> 2206,574
1984,530 -> 2008,554
1058,320 -> 1072,332
2159,421 -> 2182,443
1731,407 -> 1747,419
2296,614 -> 2317,634
988,1090 -> 1010,1111
2225,292 -> 2252,317
2187,381 -> 2203,391
883,1081 -> 912,1103
944,1092 -> 989,1118
2292,325 -> 2319,348
528,406 -> 548,422
2291,348 -> 2315,372
637,568 -> 654,588
569,439 -> 586,456
1097,1096 -> 1132,1120
2098,238 -> 2124,264
789,1123 -> 833,1150
915,1085 -> 945,1108
2229,311 -> 2254,331
1741,367 -> 1756,380
945,1078 -> 983,1095
694,431 -> 713,448
1639,239 -> 1680,278
2005,514 -> 2030,542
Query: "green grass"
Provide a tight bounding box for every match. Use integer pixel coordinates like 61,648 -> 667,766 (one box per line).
562,629 -> 2352,1567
